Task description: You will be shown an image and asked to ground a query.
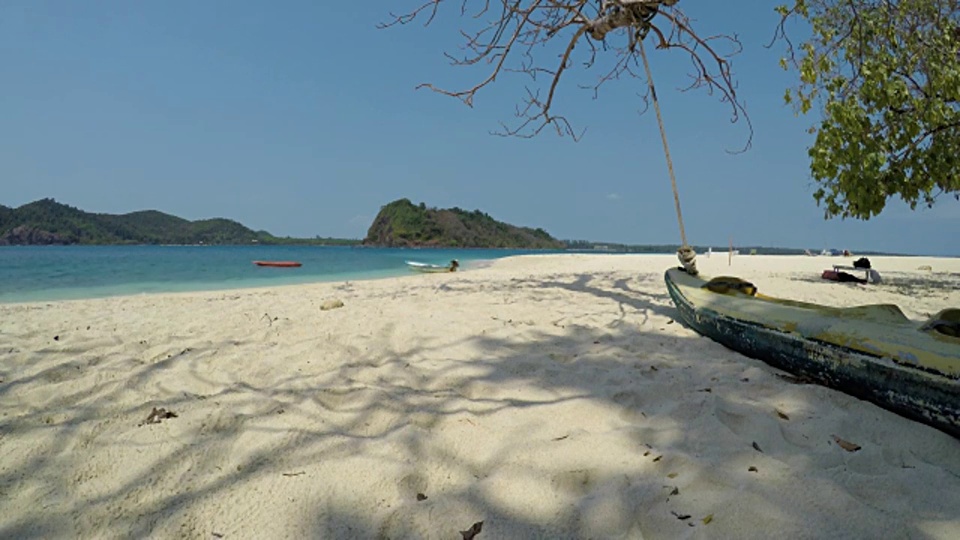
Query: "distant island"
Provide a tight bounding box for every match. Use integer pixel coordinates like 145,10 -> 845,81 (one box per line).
0,199 -> 356,246
362,198 -> 565,249
0,198 -> 884,255
0,198 -> 564,249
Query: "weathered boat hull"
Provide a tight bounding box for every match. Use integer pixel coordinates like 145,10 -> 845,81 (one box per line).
664,267 -> 960,438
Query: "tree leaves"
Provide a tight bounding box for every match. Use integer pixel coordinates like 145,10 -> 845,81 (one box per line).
774,0 -> 960,219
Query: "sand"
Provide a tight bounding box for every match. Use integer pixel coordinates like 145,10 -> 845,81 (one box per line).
1,253 -> 958,539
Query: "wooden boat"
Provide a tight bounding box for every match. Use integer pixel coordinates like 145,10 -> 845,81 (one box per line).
406,259 -> 459,273
253,261 -> 302,268
664,267 -> 960,437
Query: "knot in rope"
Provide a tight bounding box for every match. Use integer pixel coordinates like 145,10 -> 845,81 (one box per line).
677,245 -> 698,275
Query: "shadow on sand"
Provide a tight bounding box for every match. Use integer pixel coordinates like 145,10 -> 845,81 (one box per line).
1,270 -> 958,539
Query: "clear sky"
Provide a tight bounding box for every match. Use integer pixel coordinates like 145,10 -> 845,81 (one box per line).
2,1 -> 958,255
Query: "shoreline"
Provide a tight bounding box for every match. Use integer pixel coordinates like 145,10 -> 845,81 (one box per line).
0,246 -> 544,305
5,251 -> 959,306
1,254 -> 958,538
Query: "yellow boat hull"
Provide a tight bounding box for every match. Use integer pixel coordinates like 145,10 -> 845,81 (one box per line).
665,268 -> 960,437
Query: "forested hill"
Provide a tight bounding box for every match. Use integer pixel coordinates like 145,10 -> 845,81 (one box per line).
0,199 -> 277,245
363,198 -> 566,249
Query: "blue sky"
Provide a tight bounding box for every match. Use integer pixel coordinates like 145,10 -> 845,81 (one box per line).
2,1 -> 957,255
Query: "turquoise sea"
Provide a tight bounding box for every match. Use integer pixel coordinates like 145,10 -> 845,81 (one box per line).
0,245 -> 565,303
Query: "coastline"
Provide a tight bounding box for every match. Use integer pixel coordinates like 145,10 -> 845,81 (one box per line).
1,254 -> 958,538
0,245 -> 551,304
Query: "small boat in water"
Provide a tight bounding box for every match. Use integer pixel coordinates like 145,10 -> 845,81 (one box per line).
664,266 -> 960,437
406,259 -> 459,273
253,261 -> 302,268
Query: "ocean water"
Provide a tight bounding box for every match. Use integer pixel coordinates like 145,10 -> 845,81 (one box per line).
0,245 -> 561,303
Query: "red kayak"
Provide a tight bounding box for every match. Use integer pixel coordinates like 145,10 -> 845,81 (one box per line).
253,261 -> 302,268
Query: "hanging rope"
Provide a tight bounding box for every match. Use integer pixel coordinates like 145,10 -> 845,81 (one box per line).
637,36 -> 697,275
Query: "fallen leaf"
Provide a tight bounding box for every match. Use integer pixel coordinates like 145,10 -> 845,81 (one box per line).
748,466 -> 758,472
416,493 -> 428,501
653,455 -> 663,462
776,409 -> 790,420
460,521 -> 483,540
702,514 -> 714,525
138,407 -> 178,427
752,442 -> 763,453
667,320 -> 675,324
669,487 -> 680,496
552,435 -> 569,441
643,451 -> 651,456
832,435 -> 861,452
741,377 -> 750,382
671,511 -> 691,520
667,472 -> 678,479
698,388 -> 712,393
282,471 -> 305,477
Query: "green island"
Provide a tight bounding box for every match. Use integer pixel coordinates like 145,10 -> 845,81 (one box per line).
2,198 -> 878,255
0,199 -> 355,246
362,198 -> 565,249
0,198 -> 568,248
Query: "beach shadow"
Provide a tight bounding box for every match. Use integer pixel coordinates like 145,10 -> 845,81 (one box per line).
0,269 -> 957,539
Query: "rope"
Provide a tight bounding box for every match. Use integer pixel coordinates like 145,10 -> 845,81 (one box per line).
638,37 -> 697,275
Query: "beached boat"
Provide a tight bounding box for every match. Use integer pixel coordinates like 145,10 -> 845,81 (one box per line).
253,261 -> 302,268
405,260 -> 459,273
664,267 -> 960,437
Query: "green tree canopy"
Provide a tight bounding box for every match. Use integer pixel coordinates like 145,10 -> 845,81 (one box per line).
776,0 -> 960,219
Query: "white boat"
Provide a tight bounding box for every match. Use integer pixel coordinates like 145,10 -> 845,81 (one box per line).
405,259 -> 459,273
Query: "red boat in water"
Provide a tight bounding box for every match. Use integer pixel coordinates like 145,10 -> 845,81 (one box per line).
253,261 -> 302,268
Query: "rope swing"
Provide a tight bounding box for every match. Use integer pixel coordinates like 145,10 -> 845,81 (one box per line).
637,36 -> 698,275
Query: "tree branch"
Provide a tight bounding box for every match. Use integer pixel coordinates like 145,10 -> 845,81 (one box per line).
380,1 -> 751,149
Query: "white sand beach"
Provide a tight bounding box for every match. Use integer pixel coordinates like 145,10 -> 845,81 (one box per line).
1,253 -> 959,539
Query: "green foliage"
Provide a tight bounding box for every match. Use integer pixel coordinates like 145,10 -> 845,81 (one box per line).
0,204 -> 12,231
0,199 -> 361,246
370,198 -> 432,242
776,0 -> 960,219
364,199 -> 565,249
97,210 -> 191,244
7,199 -> 108,243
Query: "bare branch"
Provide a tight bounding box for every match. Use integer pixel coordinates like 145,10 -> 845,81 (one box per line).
380,1 -> 751,148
